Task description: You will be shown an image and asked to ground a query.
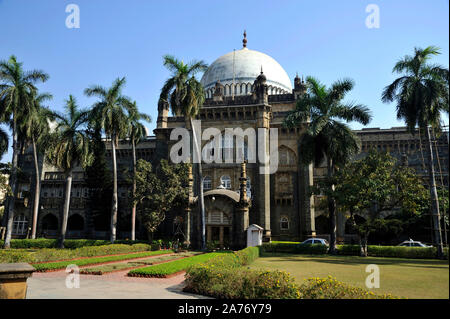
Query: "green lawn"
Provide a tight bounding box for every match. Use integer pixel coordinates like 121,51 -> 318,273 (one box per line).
249,253 -> 449,299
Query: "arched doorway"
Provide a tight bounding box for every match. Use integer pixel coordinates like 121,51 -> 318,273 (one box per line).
203,189 -> 238,248
206,210 -> 232,248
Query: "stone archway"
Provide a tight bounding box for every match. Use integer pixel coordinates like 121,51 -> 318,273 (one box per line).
203,189 -> 240,248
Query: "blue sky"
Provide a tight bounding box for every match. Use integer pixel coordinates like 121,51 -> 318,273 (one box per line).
0,0 -> 448,163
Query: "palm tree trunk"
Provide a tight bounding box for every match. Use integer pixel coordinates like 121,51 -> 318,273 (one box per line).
110,138 -> 118,243
31,137 -> 41,239
131,138 -> 137,241
327,158 -> 337,254
190,118 -> 206,250
424,126 -> 443,258
58,168 -> 73,249
3,118 -> 19,249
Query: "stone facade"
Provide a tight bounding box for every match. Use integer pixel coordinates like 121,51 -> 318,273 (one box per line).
6,42 -> 449,247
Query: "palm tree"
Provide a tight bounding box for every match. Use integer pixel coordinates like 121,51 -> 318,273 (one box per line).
382,46 -> 449,258
19,92 -> 52,239
85,77 -> 134,243
46,95 -> 93,248
284,76 -> 371,254
127,102 -> 151,241
0,55 -> 48,249
159,55 -> 208,250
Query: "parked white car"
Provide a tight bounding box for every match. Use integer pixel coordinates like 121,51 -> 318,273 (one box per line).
397,239 -> 432,247
301,238 -> 329,246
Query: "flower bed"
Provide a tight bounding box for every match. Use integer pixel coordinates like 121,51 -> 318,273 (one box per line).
127,252 -> 224,278
299,276 -> 397,299
32,250 -> 173,272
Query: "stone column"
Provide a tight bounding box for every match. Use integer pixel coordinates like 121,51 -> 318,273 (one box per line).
234,162 -> 250,248
184,165 -> 194,247
298,163 -> 316,240
256,104 -> 271,242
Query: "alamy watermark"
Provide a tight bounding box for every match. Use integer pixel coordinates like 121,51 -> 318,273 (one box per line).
365,4 -> 380,29
365,264 -> 380,288
65,264 -> 80,288
65,4 -> 80,29
169,120 -> 279,174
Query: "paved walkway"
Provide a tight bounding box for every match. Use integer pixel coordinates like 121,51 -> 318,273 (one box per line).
27,269 -> 208,299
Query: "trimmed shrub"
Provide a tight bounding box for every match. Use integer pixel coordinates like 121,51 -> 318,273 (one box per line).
262,242 -> 448,259
0,250 -> 36,263
184,247 -> 300,299
185,266 -> 300,299
0,238 -> 154,249
261,243 -> 328,255
336,245 -> 448,259
299,276 -> 397,299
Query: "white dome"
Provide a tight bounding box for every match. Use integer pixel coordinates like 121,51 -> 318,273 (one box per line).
201,48 -> 292,97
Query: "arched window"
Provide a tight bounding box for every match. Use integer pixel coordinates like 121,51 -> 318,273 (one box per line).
203,176 -> 212,190
280,216 -> 289,230
220,175 -> 231,189
12,215 -> 28,235
279,147 -> 297,166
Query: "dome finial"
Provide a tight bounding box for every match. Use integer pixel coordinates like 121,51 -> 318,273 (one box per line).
243,30 -> 247,48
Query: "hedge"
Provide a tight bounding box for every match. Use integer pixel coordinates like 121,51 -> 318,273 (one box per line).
261,242 -> 448,259
0,238 -> 151,249
128,252 -> 225,277
0,243 -> 155,263
261,243 -> 328,255
32,249 -> 173,272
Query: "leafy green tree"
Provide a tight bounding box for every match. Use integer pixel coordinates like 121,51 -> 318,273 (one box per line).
382,46 -> 449,258
158,55 -> 208,249
127,102 -> 151,241
85,77 -> 135,243
133,159 -> 189,242
0,55 -> 49,248
19,92 -> 52,239
284,76 -> 371,253
45,95 -> 93,248
331,150 -> 429,256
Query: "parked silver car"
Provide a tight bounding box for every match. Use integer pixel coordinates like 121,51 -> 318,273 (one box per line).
397,239 -> 432,247
301,238 -> 329,246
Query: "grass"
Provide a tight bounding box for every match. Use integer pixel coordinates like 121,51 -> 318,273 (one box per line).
249,253 -> 449,299
80,252 -> 200,275
32,250 -> 173,272
128,252 -> 227,277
